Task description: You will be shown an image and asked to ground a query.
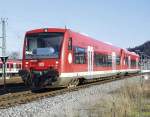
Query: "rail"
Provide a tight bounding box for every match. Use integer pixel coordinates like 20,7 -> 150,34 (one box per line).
0,73 -> 142,109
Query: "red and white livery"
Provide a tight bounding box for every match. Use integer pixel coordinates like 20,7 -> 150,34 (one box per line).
0,59 -> 22,77
19,28 -> 140,90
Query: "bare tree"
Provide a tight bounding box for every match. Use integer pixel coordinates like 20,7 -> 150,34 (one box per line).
9,51 -> 20,60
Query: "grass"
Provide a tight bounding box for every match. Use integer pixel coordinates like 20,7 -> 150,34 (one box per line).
73,78 -> 150,117
61,77 -> 150,117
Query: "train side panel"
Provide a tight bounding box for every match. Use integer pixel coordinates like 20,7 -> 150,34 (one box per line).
59,30 -> 140,85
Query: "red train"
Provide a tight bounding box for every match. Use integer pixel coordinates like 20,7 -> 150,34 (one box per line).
0,60 -> 22,77
19,28 -> 140,90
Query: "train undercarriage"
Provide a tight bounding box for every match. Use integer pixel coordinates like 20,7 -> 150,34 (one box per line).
19,68 -> 59,90
19,68 -> 140,91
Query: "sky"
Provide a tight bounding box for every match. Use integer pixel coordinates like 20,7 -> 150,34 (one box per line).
0,0 -> 150,57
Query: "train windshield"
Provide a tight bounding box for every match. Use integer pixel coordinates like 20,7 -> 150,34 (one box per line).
25,32 -> 64,59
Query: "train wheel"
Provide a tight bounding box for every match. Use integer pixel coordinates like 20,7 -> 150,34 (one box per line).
67,79 -> 79,88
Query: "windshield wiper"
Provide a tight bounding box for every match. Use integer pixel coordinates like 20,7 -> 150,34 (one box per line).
26,51 -> 33,55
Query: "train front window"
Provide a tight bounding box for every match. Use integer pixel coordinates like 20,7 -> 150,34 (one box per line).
25,32 -> 64,59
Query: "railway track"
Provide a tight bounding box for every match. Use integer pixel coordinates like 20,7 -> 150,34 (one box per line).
0,73 -> 142,109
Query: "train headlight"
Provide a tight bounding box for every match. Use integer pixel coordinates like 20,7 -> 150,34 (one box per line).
56,61 -> 59,64
44,28 -> 48,32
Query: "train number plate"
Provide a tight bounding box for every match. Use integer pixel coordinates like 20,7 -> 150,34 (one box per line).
38,62 -> 44,67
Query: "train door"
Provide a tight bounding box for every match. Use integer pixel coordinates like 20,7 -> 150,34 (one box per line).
112,52 -> 116,71
128,56 -> 131,69
14,63 -> 17,72
120,49 -> 125,69
136,58 -> 139,69
87,46 -> 94,79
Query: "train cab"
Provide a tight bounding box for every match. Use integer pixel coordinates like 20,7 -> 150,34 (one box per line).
19,28 -> 69,88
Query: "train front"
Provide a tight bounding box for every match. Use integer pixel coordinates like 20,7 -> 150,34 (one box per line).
19,28 -> 65,90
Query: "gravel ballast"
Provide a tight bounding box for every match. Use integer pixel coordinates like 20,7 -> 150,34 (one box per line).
0,75 -> 143,117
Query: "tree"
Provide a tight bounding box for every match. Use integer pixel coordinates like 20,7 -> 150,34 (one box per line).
9,51 -> 20,60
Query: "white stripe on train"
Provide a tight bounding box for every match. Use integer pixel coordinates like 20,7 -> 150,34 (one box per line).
60,69 -> 140,78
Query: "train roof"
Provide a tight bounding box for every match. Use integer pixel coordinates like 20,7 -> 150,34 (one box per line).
26,28 -> 66,34
0,59 -> 22,63
69,29 -> 139,57
25,28 -> 139,57
69,29 -> 121,54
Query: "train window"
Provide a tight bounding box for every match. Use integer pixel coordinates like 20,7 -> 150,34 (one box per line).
10,64 -> 13,68
131,60 -> 136,67
74,47 -> 86,64
107,55 -> 112,66
68,37 -> 72,50
16,64 -> 21,68
95,54 -> 101,66
0,63 -> 2,68
19,64 -> 21,68
116,56 -> 120,65
7,64 -> 9,68
125,57 -> 128,65
94,53 -> 112,67
16,64 -> 19,68
25,32 -> 64,59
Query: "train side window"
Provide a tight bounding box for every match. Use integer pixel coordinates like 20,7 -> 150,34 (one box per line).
74,47 -> 86,64
10,64 -> 13,68
94,54 -> 101,66
19,64 -> 21,68
14,64 -> 16,68
16,64 -> 21,68
16,64 -> 19,68
94,54 -> 104,66
131,60 -> 136,67
125,57 -> 128,65
116,56 -> 120,65
68,38 -> 72,50
0,63 -> 2,68
7,64 -> 9,68
94,53 -> 112,67
107,55 -> 112,66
